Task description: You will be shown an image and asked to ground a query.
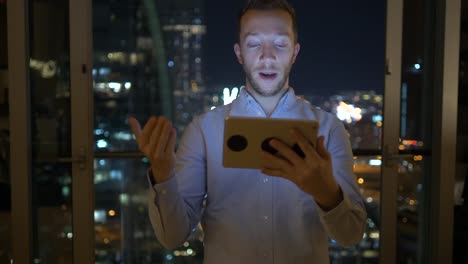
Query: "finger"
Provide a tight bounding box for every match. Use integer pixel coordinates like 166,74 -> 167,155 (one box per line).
316,136 -> 331,160
128,116 -> 142,138
148,117 -> 166,156
141,117 -> 158,147
268,139 -> 304,166
164,128 -> 177,154
261,150 -> 293,171
154,120 -> 172,157
291,129 -> 316,159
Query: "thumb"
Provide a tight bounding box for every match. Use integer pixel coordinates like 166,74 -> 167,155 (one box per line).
165,128 -> 177,154
127,116 -> 142,138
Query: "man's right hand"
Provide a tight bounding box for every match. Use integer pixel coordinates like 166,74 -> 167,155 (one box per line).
128,116 -> 177,184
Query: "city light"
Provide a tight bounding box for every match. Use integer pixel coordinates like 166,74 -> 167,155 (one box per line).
369,159 -> 382,166
62,186 -> 70,197
108,82 -> 122,92
94,210 -> 107,223
119,193 -> 129,205
30,58 -> 57,78
97,139 -> 108,148
369,231 -> 379,239
414,63 -> 421,70
99,67 -> 111,76
124,82 -> 132,89
336,101 -> 362,123
110,170 -> 123,180
113,131 -> 132,141
372,115 -> 383,123
162,24 -> 207,35
108,210 -> 116,216
357,178 -> 365,184
223,87 -> 239,105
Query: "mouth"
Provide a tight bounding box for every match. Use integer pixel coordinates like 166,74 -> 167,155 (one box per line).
258,72 -> 278,81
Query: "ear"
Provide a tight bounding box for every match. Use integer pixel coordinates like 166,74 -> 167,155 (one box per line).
234,43 -> 243,64
291,43 -> 301,64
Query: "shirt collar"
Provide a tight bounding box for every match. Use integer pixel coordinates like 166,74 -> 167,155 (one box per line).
229,86 -> 299,117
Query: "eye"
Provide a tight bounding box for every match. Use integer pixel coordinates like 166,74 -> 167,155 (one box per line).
247,43 -> 260,48
275,42 -> 288,48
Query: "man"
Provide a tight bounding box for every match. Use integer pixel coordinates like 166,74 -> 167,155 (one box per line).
128,0 -> 366,263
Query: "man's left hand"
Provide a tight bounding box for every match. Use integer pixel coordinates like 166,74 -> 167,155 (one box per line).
261,129 -> 343,211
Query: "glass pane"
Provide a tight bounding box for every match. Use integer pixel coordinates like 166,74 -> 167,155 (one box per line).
329,156 -> 381,263
397,0 -> 433,261
29,0 -> 73,262
400,0 -> 432,151
94,158 -> 204,263
396,156 -> 428,263
310,92 -> 383,150
0,1 -> 11,263
93,0 -> 385,263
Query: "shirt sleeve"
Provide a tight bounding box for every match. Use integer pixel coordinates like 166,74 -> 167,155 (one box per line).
316,120 -> 367,247
147,118 -> 207,250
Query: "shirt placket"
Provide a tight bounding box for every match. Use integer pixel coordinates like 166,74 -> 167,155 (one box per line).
258,171 -> 274,262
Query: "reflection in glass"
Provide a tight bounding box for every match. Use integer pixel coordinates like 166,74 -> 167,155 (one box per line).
29,0 -> 73,262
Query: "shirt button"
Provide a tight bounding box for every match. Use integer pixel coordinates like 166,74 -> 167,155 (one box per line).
263,178 -> 269,183
264,216 -> 268,220
160,190 -> 167,195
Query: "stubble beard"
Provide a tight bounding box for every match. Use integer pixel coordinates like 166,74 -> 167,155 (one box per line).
244,64 -> 292,97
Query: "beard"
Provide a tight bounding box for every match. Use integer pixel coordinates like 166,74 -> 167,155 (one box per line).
243,64 -> 292,97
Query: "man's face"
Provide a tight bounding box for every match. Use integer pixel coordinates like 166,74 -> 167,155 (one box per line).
234,9 -> 300,97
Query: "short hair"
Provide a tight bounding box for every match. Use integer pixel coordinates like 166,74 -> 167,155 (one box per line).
237,0 -> 298,42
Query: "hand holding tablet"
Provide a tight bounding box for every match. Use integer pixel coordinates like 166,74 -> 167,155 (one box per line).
223,116 -> 319,169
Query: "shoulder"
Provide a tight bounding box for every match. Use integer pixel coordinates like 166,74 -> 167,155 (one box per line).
188,104 -> 230,130
295,98 -> 342,131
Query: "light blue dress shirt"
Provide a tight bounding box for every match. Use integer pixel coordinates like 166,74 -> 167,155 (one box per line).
148,87 -> 367,264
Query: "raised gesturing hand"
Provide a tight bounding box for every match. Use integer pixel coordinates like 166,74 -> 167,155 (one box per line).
128,116 -> 177,183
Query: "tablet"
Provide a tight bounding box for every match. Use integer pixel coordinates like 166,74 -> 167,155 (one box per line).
223,116 -> 319,169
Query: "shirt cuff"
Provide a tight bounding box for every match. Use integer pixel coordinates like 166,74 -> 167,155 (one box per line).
316,189 -> 355,221
146,168 -> 178,197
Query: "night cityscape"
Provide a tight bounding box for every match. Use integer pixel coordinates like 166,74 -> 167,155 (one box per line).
2,0 -> 461,263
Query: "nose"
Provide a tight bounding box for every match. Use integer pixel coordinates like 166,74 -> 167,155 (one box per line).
260,43 -> 276,62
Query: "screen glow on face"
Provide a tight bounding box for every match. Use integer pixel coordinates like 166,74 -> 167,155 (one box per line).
236,10 -> 299,97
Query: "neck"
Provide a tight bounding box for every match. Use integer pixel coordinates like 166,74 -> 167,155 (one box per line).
246,86 -> 289,116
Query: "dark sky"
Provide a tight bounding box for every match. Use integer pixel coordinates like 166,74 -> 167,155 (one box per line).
204,0 -> 386,97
